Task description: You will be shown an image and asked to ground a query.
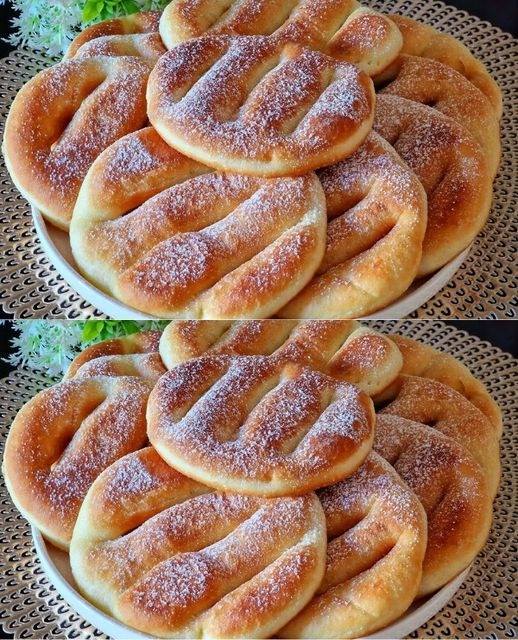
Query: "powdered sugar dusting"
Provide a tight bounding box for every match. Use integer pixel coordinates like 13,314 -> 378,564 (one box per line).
149,34 -> 373,162
19,56 -> 149,218
19,377 -> 149,539
150,355 -> 372,484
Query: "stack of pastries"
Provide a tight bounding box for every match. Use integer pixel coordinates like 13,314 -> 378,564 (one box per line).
2,0 -> 502,318
3,320 -> 501,638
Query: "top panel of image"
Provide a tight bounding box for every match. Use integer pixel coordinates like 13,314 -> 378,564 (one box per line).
0,0 -> 515,319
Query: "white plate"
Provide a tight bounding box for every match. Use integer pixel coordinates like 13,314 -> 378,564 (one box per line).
33,207 -> 471,320
33,526 -> 470,640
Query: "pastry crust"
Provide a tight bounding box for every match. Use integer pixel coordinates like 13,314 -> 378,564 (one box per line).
374,95 -> 493,276
71,128 -> 327,318
279,132 -> 427,317
160,0 -> 402,76
378,54 -> 501,176
279,452 -> 427,639
72,32 -> 166,62
64,12 -> 162,59
387,14 -> 502,119
147,354 -> 375,495
159,319 -> 403,396
147,35 -> 375,176
381,375 -> 501,497
2,376 -> 152,549
379,334 -> 503,435
2,56 -> 150,229
64,331 -> 163,379
70,447 -> 327,638
375,415 -> 493,596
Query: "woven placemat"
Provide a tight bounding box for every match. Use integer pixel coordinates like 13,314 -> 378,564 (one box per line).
0,0 -> 516,319
0,320 -> 516,639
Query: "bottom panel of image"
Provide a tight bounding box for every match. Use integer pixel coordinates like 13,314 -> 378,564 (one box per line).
0,320 -> 515,640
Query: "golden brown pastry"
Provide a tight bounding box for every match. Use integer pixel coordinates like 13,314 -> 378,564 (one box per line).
64,11 -> 162,59
71,128 -> 327,318
64,331 -> 162,379
2,376 -> 152,549
159,320 -> 403,396
280,452 -> 427,638
147,355 -> 375,496
386,14 -> 502,118
70,447 -> 327,638
147,35 -> 375,176
2,56 -> 150,229
380,334 -> 502,434
279,132 -> 427,317
378,54 -> 501,176
375,415 -> 493,596
381,375 -> 501,497
159,0 -> 402,76
374,95 -> 493,276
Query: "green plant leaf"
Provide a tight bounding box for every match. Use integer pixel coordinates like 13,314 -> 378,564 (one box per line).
81,320 -> 104,342
82,0 -> 104,22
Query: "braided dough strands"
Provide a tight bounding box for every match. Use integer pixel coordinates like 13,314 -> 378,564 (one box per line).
2,376 -> 152,549
374,95 -> 493,276
279,132 -> 427,317
147,35 -> 375,176
2,56 -> 150,230
386,14 -> 502,119
64,12 -> 162,59
147,355 -> 375,496
381,375 -> 501,498
159,319 -> 403,396
64,331 -> 162,379
70,447 -> 327,638
159,0 -> 403,76
375,415 -> 493,596
71,127 -> 327,318
279,452 -> 427,638
378,54 -> 501,177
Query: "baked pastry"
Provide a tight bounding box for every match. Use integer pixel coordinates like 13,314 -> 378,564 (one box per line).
70,447 -> 327,638
71,352 -> 166,381
147,35 -> 375,176
378,54 -> 501,176
72,32 -> 166,62
381,375 -> 501,497
375,415 -> 493,596
374,95 -> 493,276
159,320 -> 403,396
2,56 -> 150,230
386,14 -> 502,119
71,128 -> 327,318
2,376 -> 152,549
64,331 -> 162,379
379,334 -> 502,434
147,355 -> 375,495
279,452 -> 427,638
159,0 -> 402,76
278,132 -> 427,317
65,11 -> 162,59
